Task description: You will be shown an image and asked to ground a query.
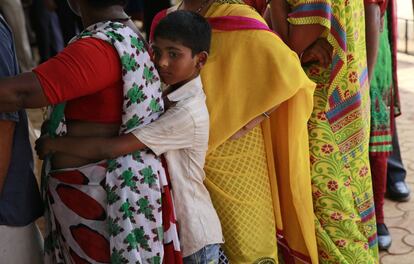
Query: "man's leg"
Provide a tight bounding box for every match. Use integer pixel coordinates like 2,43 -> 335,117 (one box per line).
387,121 -> 411,201
371,155 -> 392,250
0,222 -> 44,264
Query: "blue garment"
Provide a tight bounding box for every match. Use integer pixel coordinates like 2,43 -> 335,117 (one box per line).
183,244 -> 220,264
0,16 -> 43,226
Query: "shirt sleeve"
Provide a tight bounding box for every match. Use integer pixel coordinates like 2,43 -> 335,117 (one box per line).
0,112 -> 19,122
32,38 -> 121,105
131,106 -> 195,156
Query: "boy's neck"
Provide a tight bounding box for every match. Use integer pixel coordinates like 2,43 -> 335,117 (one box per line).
163,74 -> 200,97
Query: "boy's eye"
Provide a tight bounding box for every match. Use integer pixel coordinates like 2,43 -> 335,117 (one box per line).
169,52 -> 178,58
153,50 -> 161,59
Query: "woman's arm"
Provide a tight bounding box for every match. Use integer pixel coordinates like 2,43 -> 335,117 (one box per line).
269,0 -> 290,42
364,2 -> 381,81
36,133 -> 146,161
0,72 -> 49,112
269,0 -> 326,55
0,38 -> 123,114
231,105 -> 279,140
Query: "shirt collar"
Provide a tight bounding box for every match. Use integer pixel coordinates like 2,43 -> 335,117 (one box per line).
166,76 -> 203,102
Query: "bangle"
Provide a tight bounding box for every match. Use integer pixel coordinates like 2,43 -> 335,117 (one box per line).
262,112 -> 271,118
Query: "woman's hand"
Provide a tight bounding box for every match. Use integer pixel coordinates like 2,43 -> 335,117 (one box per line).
230,105 -> 278,140
301,38 -> 333,68
35,136 -> 54,160
230,115 -> 267,140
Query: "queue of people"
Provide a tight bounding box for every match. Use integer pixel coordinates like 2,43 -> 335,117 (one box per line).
0,0 -> 411,263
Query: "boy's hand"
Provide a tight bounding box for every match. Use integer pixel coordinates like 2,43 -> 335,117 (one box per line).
35,136 -> 54,160
301,38 -> 333,68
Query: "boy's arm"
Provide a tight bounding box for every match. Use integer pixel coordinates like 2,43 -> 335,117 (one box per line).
35,133 -> 146,160
36,105 -> 197,160
132,106 -> 196,156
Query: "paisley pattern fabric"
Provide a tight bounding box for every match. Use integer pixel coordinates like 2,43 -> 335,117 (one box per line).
42,21 -> 181,263
287,0 -> 379,263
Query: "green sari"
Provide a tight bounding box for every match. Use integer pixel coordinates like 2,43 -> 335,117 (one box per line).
369,12 -> 393,155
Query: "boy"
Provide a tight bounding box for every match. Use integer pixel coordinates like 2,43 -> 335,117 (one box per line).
35,10 -> 223,264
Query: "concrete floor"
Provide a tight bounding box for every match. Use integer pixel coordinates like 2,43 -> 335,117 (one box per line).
379,53 -> 414,264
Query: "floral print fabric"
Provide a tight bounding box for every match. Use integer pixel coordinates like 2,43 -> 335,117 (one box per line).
287,0 -> 379,263
42,21 -> 181,263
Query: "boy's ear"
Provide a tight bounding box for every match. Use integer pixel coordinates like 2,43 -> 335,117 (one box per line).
196,51 -> 209,69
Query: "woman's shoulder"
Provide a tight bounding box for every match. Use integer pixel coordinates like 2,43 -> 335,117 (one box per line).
66,37 -> 119,62
208,1 -> 264,21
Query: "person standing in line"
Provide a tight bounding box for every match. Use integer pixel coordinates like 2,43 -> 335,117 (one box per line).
43,0 -> 82,44
386,0 -> 411,203
0,14 -> 43,264
151,1 -> 318,263
0,0 -> 182,262
366,0 -> 396,251
36,11 -> 225,263
269,0 -> 381,262
30,0 -> 65,62
0,0 -> 35,71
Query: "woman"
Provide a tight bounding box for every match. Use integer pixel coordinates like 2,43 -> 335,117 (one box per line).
368,0 -> 401,250
0,0 -> 180,263
152,1 -> 318,263
269,0 -> 379,262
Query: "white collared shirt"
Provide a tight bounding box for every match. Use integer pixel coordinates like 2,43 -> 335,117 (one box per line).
132,76 -> 223,257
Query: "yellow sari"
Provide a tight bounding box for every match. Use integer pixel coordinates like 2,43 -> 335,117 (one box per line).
200,2 -> 317,263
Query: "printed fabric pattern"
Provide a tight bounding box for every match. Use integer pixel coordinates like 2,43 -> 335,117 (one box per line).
42,21 -> 181,263
287,0 -> 379,263
369,12 -> 393,155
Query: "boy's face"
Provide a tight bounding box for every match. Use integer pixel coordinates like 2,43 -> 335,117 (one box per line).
152,37 -> 204,86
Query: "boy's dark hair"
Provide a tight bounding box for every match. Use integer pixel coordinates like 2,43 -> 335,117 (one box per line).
154,10 -> 212,55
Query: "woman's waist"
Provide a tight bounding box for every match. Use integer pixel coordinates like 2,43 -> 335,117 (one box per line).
65,120 -> 120,137
48,160 -> 107,185
51,154 -> 105,171
50,120 -> 118,169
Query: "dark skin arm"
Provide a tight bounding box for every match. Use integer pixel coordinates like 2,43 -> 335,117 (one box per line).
35,133 -> 146,161
0,121 -> 15,195
364,3 -> 381,81
0,72 -> 49,112
269,0 -> 326,55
